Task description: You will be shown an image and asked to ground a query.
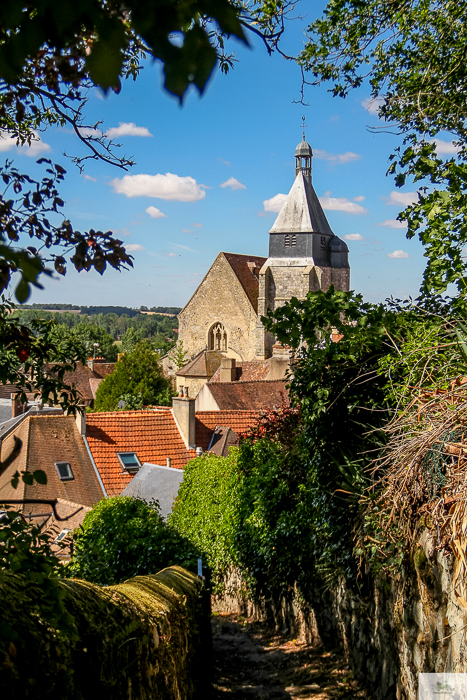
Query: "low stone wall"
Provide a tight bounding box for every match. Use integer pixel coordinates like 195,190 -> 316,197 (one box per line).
0,565 -> 211,699
213,534 -> 467,700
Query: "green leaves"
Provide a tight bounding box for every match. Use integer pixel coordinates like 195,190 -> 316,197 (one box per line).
0,0 -> 247,101
66,496 -> 199,584
93,340 -> 173,411
300,0 -> 467,305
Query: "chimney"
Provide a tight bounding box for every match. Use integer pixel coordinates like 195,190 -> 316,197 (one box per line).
88,357 -> 94,372
220,357 -> 236,383
247,261 -> 259,277
75,410 -> 86,436
167,457 -> 172,468
172,396 -> 196,449
11,395 -> 24,419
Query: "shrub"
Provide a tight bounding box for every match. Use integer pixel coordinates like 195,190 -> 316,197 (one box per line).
65,497 -> 199,585
168,451 -> 240,590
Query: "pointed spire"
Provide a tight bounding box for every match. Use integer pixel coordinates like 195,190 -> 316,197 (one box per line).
269,171 -> 333,235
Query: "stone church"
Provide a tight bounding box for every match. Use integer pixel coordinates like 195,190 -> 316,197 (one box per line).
176,135 -> 350,394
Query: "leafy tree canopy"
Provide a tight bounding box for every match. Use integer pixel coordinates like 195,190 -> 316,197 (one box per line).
300,0 -> 467,307
93,340 -> 173,410
65,496 -> 199,585
51,322 -> 118,362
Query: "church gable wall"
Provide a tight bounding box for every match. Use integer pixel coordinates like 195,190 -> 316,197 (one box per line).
178,254 -> 259,362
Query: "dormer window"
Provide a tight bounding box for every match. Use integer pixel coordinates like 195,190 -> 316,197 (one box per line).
55,462 -> 74,481
117,452 -> 141,473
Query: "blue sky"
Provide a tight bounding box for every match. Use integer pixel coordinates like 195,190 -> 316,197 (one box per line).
2,8 -> 452,308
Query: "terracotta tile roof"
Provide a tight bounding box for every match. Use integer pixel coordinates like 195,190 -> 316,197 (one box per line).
210,360 -> 271,383
45,361 -> 96,403
176,350 -> 224,378
89,377 -> 103,398
223,253 -> 267,313
206,380 -> 289,411
0,415 -> 105,511
91,362 -> 117,378
195,410 -> 261,451
207,426 -> 240,456
41,498 -> 92,559
86,409 -> 196,496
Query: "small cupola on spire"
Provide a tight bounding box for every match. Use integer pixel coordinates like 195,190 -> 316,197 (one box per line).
295,115 -> 312,181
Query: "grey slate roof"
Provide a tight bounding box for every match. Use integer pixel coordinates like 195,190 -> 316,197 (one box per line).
269,170 -> 334,236
120,462 -> 184,519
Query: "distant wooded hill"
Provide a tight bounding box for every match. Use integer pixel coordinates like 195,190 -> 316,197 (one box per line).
19,304 -> 182,317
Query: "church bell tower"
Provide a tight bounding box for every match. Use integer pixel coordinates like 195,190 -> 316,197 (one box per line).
256,128 -> 350,359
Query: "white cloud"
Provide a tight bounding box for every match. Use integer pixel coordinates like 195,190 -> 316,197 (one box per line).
166,252 -> 177,257
22,137 -> 51,157
83,174 -> 97,182
376,219 -> 407,229
145,206 -> 167,219
111,173 -> 206,201
344,233 -> 364,241
78,127 -> 102,137
125,244 -> 145,252
430,138 -> 460,155
353,195 -> 365,202
387,250 -> 410,259
263,193 -> 287,213
0,133 -> 16,152
0,132 -> 51,156
193,222 -> 203,228
182,229 -> 191,233
386,191 -> 418,207
361,96 -> 385,115
314,149 -> 361,164
220,177 -> 246,190
219,158 -> 231,166
106,122 -> 153,138
319,192 -> 368,214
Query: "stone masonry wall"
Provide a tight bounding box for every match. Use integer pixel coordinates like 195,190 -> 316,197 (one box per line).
0,566 -> 211,699
178,253 -> 258,362
256,260 -> 350,358
213,531 -> 467,699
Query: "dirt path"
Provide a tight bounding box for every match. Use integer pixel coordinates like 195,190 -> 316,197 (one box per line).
211,613 -> 370,699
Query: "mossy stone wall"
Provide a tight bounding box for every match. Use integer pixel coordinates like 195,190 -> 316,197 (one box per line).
0,566 -> 211,699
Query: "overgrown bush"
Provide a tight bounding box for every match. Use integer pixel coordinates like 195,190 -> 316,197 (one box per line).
65,497 -> 199,585
169,451 -> 240,591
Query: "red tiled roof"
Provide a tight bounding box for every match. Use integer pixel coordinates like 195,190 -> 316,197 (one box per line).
195,410 -> 261,451
210,360 -> 271,383
223,253 -> 266,313
176,350 -> 224,378
86,409 -> 196,496
206,380 -> 289,411
0,415 -> 105,510
91,362 -> 117,379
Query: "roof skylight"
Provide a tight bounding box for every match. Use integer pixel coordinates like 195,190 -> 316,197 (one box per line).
55,462 -> 74,481
117,452 -> 141,472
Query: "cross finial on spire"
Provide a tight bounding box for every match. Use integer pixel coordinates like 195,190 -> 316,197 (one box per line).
301,115 -> 308,140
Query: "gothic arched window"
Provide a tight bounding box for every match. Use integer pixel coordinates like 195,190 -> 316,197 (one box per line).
208,322 -> 227,351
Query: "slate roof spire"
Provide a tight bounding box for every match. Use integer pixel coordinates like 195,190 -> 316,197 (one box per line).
267,132 -> 349,265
